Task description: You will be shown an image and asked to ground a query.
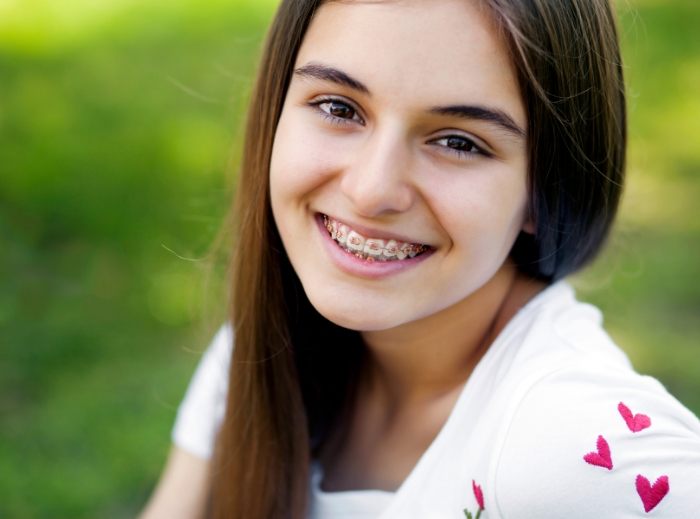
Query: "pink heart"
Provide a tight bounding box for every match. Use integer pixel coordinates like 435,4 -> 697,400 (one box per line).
583,435 -> 613,470
636,474 -> 669,513
618,402 -> 651,432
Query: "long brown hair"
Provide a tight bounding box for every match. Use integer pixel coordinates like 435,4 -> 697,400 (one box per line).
209,0 -> 627,517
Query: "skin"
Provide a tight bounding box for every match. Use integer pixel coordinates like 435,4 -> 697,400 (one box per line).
142,0 -> 548,510
269,0 -> 545,491
139,446 -> 208,519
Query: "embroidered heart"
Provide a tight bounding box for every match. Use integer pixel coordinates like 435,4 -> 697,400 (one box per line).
618,402 -> 651,433
636,474 -> 669,513
583,435 -> 613,470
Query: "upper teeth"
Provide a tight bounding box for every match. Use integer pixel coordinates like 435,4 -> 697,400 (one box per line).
322,214 -> 429,260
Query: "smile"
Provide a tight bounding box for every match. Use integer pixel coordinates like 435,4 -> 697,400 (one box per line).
321,214 -> 432,262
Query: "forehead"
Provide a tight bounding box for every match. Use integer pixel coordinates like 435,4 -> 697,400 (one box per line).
294,0 -> 524,125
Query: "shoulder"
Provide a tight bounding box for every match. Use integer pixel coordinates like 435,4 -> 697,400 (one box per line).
181,323 -> 234,395
171,323 -> 234,459
491,362 -> 700,518
482,283 -> 700,518
203,322 -> 234,362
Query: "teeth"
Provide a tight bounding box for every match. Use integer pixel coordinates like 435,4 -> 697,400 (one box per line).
336,224 -> 349,244
346,231 -> 365,251
322,214 -> 429,261
363,238 -> 384,256
383,240 -> 398,258
330,219 -> 338,240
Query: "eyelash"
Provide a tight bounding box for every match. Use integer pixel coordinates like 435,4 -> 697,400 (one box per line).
431,135 -> 491,159
309,96 -> 364,126
308,96 -> 491,159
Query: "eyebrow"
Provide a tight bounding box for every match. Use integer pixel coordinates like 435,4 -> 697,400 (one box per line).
293,62 -> 526,139
294,62 -> 371,94
428,105 -> 526,138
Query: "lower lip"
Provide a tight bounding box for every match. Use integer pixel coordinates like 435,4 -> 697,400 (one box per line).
314,213 -> 434,279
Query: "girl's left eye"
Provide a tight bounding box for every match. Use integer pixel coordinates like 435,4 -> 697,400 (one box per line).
309,97 -> 364,125
432,135 -> 491,159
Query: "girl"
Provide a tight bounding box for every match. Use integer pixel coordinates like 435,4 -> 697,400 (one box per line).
142,0 -> 700,517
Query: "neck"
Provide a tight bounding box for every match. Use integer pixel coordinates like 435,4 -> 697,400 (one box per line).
358,263 -> 545,415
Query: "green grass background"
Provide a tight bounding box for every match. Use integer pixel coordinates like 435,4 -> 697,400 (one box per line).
1,0 -> 698,516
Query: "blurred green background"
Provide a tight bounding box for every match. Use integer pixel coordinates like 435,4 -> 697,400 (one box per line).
1,0 -> 698,516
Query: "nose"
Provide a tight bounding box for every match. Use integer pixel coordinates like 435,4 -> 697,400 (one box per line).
339,126 -> 415,217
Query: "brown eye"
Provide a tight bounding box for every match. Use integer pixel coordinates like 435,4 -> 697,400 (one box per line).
432,135 -> 491,160
446,136 -> 477,153
328,101 -> 355,119
310,97 -> 364,125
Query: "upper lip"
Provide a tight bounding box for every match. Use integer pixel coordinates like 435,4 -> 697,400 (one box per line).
319,212 -> 433,247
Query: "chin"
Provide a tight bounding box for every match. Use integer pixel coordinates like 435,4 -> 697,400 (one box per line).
304,286 -> 403,332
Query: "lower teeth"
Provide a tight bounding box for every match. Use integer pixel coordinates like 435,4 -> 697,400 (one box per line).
341,247 -> 393,261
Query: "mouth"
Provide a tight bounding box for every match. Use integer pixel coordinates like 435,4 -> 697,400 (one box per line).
320,213 -> 433,262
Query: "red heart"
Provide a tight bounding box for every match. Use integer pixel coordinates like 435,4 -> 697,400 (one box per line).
636,474 -> 669,513
618,402 -> 651,432
583,435 -> 613,470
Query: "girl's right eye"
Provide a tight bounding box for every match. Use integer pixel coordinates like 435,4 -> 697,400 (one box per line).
309,97 -> 364,126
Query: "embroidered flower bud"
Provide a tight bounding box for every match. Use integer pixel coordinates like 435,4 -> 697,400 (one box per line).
472,480 -> 484,510
463,480 -> 485,519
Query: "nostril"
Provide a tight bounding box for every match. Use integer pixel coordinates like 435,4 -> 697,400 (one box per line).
339,174 -> 414,217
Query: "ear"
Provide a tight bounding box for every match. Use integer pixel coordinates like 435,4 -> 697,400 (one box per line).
521,208 -> 536,235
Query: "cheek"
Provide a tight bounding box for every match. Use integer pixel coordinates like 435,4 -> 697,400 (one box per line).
269,112 -> 351,202
431,174 -> 528,233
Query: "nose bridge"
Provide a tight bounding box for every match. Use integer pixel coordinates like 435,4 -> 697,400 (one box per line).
340,122 -> 414,216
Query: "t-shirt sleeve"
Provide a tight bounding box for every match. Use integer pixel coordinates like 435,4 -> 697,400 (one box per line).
171,324 -> 233,459
492,364 -> 700,518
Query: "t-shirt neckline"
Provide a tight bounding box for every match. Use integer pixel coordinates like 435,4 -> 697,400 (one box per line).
311,281 -> 571,507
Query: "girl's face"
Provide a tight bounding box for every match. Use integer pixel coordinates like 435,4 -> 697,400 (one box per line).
270,0 -> 531,332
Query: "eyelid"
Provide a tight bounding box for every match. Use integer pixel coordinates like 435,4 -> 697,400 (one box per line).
307,95 -> 365,125
305,97 -> 494,160
430,132 -> 493,160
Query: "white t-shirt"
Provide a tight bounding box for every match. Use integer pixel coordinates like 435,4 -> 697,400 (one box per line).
172,282 -> 700,518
